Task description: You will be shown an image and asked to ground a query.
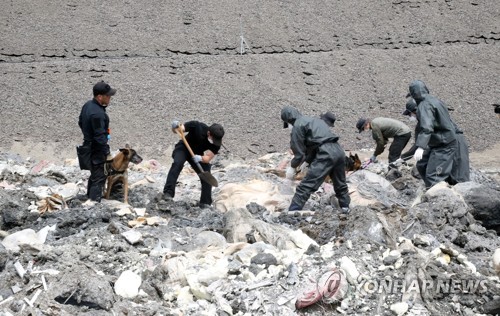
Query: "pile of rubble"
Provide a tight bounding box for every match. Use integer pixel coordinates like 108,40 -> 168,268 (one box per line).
0,151 -> 500,315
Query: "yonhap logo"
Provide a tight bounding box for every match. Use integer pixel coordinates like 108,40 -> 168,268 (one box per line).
355,277 -> 487,295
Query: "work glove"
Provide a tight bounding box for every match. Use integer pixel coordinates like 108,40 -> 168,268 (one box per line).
299,162 -> 309,173
285,166 -> 296,180
414,147 -> 424,162
392,158 -> 404,166
369,155 -> 378,163
106,154 -> 113,162
192,155 -> 203,163
171,120 -> 180,130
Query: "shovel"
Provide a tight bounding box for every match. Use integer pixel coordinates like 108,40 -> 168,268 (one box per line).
176,128 -> 219,187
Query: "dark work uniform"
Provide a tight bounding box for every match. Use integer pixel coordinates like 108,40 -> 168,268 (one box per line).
401,122 -> 422,161
163,121 -> 220,205
78,99 -> 110,202
410,80 -> 457,189
449,124 -> 470,184
281,106 -> 350,209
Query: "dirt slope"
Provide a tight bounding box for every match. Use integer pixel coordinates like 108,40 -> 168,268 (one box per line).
0,0 -> 499,166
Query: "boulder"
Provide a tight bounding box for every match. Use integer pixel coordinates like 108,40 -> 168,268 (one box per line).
456,184 -> 500,233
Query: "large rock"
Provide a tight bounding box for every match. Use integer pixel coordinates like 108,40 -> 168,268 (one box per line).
455,184 -> 500,233
52,267 -> 115,310
1,202 -> 27,229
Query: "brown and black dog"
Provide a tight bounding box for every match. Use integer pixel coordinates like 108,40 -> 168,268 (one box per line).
104,144 -> 143,203
345,152 -> 362,173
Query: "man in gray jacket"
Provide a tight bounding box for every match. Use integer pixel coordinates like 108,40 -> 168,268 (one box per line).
409,80 -> 458,189
356,117 -> 411,167
281,106 -> 350,213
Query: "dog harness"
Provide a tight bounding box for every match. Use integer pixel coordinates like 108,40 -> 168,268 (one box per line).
104,161 -> 125,176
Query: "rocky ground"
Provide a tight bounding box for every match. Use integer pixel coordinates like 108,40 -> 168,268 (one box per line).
1,1 -> 500,315
1,151 -> 500,315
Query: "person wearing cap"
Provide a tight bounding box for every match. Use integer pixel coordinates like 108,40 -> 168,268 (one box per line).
356,117 -> 412,168
78,81 -> 117,202
320,111 -> 336,127
408,80 -> 458,189
494,104 -> 500,119
162,120 -> 224,208
281,106 -> 350,213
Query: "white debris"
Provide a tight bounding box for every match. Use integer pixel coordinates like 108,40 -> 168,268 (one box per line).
383,250 -> 402,265
14,261 -> 26,278
114,270 -> 142,298
493,249 -> 500,275
413,234 -> 431,246
121,230 -> 143,245
320,243 -> 335,259
2,225 -> 55,252
390,302 -> 409,316
340,256 -> 360,284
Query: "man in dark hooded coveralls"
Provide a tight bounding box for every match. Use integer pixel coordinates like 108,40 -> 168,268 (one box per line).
409,80 -> 458,188
281,106 -> 350,213
403,96 -> 470,184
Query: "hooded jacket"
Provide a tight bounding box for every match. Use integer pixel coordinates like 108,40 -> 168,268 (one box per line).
281,106 -> 339,168
409,80 -> 457,149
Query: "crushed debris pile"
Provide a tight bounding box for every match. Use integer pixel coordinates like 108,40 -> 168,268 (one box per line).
1,151 -> 500,315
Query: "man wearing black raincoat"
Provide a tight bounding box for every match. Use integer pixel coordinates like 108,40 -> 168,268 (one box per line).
409,80 -> 458,188
281,106 -> 350,213
404,92 -> 470,185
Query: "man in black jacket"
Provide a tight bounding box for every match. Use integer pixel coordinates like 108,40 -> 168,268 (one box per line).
281,106 -> 350,213
408,80 -> 458,189
163,120 -> 224,208
78,81 -> 116,202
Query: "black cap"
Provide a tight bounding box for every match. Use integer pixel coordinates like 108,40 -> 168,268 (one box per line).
93,81 -> 117,97
208,124 -> 224,146
356,118 -> 367,133
494,104 -> 500,114
402,98 -> 418,116
320,111 -> 336,127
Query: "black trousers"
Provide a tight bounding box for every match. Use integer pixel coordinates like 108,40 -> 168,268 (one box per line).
163,145 -> 213,205
388,132 -> 411,163
292,142 -> 350,209
88,161 -> 106,202
401,144 -> 417,161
